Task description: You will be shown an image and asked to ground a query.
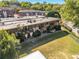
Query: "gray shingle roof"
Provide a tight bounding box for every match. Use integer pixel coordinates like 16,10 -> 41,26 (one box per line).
19,10 -> 47,13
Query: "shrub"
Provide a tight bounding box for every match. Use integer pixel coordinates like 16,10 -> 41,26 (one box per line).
46,11 -> 61,18
33,30 -> 41,37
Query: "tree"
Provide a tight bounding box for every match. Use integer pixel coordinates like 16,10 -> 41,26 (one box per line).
60,0 -> 79,27
0,1 -> 9,7
9,0 -> 17,2
0,31 -> 19,59
31,2 -> 53,11
20,2 -> 31,8
31,2 -> 43,10
46,11 -> 61,18
53,4 -> 62,11
43,3 -> 53,11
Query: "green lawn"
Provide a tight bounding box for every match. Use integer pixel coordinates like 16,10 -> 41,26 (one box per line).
19,31 -> 69,56
19,30 -> 79,59
32,35 -> 79,59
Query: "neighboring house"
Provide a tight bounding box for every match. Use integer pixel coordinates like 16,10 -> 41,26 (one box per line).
18,10 -> 46,17
0,10 -> 60,31
0,9 -> 46,18
20,51 -> 46,59
0,7 -> 15,18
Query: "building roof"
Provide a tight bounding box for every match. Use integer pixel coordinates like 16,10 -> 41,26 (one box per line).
20,51 -> 46,59
19,10 -> 46,13
0,17 -> 60,30
0,7 -> 14,10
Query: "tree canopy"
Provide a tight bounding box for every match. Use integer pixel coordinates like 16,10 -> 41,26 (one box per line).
20,2 -> 31,8
0,31 -> 19,59
0,1 -> 9,7
0,1 -> 62,11
60,0 -> 79,27
46,11 -> 61,18
31,2 -> 61,11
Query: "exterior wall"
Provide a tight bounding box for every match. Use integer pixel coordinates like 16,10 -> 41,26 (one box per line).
19,12 -> 45,17
0,9 -> 15,18
7,20 -> 59,33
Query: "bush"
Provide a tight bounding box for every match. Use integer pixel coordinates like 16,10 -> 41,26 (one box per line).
15,32 -> 25,43
46,25 -> 54,32
54,25 -> 61,31
0,31 -> 19,59
46,11 -> 61,18
33,30 -> 41,37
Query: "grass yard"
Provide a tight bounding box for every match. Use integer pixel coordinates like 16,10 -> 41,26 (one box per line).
19,31 -> 69,56
32,34 -> 79,59
19,29 -> 79,59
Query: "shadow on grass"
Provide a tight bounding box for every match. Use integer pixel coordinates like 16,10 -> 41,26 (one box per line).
19,30 -> 69,55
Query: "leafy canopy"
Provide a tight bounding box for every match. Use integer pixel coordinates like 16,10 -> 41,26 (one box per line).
0,31 -> 19,59
60,0 -> 79,27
